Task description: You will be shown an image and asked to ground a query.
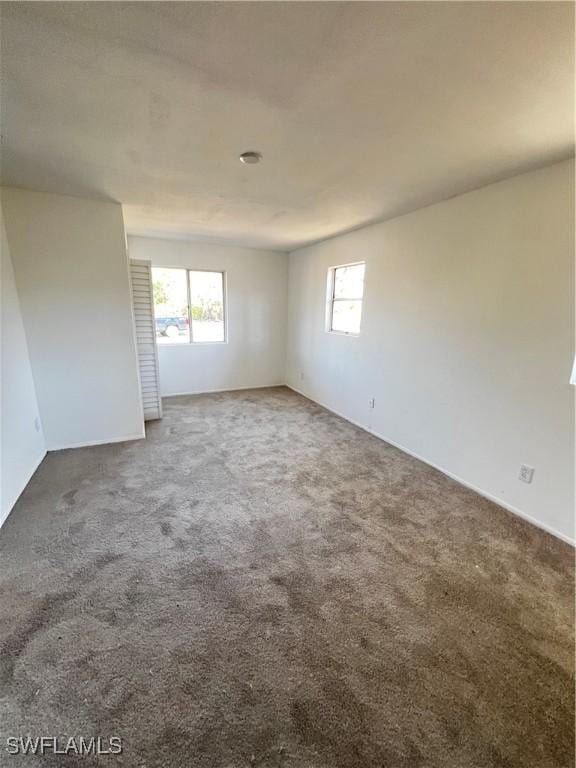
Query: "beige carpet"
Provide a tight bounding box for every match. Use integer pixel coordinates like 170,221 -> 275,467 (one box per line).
0,387 -> 573,767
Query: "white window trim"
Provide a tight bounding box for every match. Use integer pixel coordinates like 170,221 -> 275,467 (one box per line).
326,260 -> 366,336
152,266 -> 228,346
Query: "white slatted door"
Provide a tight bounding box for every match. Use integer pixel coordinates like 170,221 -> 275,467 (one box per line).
130,259 -> 162,421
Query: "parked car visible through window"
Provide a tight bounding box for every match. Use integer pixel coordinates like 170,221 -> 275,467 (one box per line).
155,315 -> 189,338
151,267 -> 226,344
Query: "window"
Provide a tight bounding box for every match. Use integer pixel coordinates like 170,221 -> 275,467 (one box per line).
152,267 -> 226,344
327,262 -> 366,335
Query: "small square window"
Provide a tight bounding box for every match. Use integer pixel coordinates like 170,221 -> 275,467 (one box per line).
327,262 -> 366,335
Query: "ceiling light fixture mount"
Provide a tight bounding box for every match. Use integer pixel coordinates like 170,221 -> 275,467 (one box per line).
239,151 -> 262,165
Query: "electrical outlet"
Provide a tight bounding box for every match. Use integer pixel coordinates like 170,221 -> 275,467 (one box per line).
368,398 -> 375,409
34,417 -> 41,433
300,371 -> 305,381
519,464 -> 535,484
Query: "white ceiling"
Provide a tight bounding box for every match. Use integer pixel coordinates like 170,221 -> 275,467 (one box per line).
1,2 -> 573,251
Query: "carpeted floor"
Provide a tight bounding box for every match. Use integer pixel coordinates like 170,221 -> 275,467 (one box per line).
0,387 -> 573,767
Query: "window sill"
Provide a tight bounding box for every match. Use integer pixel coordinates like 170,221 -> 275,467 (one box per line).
158,340 -> 229,347
326,330 -> 360,337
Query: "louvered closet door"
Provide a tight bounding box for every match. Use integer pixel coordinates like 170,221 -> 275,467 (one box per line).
130,259 -> 162,421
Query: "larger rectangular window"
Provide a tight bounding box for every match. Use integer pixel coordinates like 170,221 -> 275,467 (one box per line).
327,262 -> 366,335
151,267 -> 226,344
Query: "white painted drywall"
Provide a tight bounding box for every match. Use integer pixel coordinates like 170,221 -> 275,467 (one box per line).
128,236 -> 288,396
1,201 -> 46,525
2,188 -> 144,450
286,160 -> 575,543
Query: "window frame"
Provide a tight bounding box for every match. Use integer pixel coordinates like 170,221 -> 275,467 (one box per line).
151,266 -> 227,346
326,260 -> 366,337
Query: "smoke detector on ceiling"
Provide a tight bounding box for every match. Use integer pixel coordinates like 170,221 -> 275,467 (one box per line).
239,151 -> 262,165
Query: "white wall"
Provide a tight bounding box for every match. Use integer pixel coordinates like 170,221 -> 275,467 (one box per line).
128,236 -> 288,396
286,160 -> 575,543
0,201 -> 46,525
2,188 -> 144,450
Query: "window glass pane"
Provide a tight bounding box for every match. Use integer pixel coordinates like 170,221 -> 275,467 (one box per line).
334,263 -> 365,299
331,299 -> 362,334
189,271 -> 225,342
151,267 -> 190,344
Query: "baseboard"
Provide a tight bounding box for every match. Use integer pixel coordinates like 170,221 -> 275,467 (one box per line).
162,383 -> 286,398
0,448 -> 47,530
287,384 -> 575,547
48,431 -> 146,452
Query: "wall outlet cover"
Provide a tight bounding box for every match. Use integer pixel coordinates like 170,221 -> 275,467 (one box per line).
519,464 -> 535,484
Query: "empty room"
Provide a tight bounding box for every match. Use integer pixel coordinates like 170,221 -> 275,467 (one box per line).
0,2 -> 574,766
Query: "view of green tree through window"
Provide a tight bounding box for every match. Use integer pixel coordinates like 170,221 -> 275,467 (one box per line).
189,270 -> 225,342
151,267 -> 226,344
